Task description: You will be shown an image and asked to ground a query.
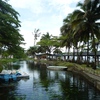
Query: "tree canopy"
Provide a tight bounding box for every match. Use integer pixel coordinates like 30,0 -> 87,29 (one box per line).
0,0 -> 25,57
60,0 -> 100,68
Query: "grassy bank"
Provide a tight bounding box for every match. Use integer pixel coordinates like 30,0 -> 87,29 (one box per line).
37,59 -> 100,76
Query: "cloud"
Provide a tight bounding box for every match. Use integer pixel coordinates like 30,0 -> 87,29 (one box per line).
9,0 -> 44,14
9,0 -> 32,8
21,20 -> 41,31
9,0 -> 82,15
47,0 -> 84,16
49,0 -> 76,5
8,0 -> 84,49
20,29 -> 34,49
49,0 -> 83,5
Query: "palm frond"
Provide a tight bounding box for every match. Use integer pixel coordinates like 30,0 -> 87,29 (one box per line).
71,19 -> 83,30
72,10 -> 84,20
91,0 -> 100,12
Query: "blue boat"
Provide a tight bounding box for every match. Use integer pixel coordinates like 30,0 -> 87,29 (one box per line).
0,73 -> 17,81
0,70 -> 29,82
0,74 -> 9,81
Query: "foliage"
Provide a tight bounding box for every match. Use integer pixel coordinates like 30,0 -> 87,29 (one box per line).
37,32 -> 53,53
37,32 -> 62,54
60,0 -> 100,69
27,46 -> 39,57
0,0 -> 25,57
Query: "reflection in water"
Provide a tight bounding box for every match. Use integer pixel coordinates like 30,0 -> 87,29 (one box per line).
0,60 -> 100,100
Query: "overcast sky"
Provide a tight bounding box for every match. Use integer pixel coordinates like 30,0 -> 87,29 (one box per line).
8,0 -> 83,50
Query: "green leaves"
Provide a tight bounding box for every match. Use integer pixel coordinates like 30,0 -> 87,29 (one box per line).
0,0 -> 24,57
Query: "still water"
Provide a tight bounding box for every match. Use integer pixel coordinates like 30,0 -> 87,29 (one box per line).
0,61 -> 100,100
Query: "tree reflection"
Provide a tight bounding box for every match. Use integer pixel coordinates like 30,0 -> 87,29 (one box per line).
4,62 -> 21,70
0,82 -> 26,100
26,61 -> 100,100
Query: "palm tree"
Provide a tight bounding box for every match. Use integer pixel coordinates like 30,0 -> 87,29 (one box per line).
37,32 -> 53,54
71,0 -> 100,69
84,0 -> 90,5
33,28 -> 41,46
60,14 -> 74,61
27,46 -> 38,58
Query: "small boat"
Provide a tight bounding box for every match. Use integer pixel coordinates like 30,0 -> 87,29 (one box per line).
0,70 -> 29,82
47,66 -> 67,71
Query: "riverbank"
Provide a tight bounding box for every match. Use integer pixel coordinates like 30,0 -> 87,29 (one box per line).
1,58 -> 100,91
38,59 -> 100,91
67,64 -> 100,90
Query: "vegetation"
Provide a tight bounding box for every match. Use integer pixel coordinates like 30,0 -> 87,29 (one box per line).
27,0 -> 100,70
27,32 -> 62,58
36,59 -> 100,77
0,0 -> 26,59
60,0 -> 100,69
0,1 -> 100,96
0,0 -> 99,71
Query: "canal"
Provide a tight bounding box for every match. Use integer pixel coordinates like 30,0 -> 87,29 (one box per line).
0,60 -> 100,100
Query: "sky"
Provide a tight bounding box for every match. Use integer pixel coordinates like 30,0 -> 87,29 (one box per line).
8,0 -> 83,50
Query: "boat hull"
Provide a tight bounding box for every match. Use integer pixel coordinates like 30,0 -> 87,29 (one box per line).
47,66 -> 67,71
0,70 -> 29,82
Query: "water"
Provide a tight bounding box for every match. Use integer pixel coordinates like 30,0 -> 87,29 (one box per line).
0,60 -> 100,100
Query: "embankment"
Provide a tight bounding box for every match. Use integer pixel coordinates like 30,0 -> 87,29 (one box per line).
67,65 -> 100,91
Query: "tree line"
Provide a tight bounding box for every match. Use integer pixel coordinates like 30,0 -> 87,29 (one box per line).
1,0 -> 99,69
27,0 -> 100,69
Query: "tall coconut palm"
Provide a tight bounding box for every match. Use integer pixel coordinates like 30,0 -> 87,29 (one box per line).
60,14 -> 74,61
84,0 -> 90,5
71,0 -> 100,69
33,28 -> 41,46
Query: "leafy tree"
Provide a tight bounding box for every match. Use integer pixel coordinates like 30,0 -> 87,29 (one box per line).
27,46 -> 38,58
13,47 -> 26,59
0,0 -> 24,56
37,32 -> 53,54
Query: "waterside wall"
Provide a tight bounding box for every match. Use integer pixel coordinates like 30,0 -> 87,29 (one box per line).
67,66 -> 100,91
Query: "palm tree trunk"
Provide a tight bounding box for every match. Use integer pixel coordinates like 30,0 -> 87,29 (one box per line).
93,43 -> 97,69
76,47 -> 79,63
87,40 -> 89,67
72,47 -> 75,62
68,48 -> 70,60
92,31 -> 97,69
